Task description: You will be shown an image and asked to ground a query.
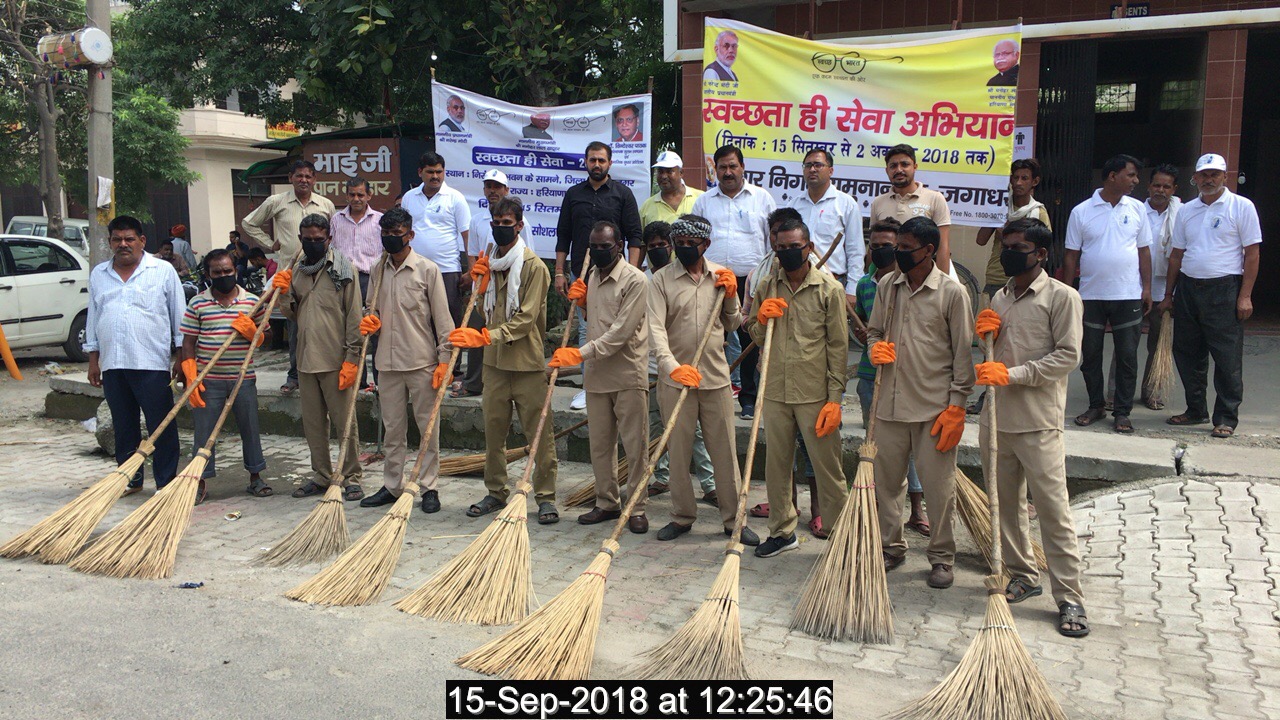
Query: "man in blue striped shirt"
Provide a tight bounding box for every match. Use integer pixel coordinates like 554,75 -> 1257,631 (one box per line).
85,215 -> 186,495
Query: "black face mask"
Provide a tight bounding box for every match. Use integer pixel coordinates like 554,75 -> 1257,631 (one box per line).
210,275 -> 238,294
646,247 -> 671,270
776,246 -> 808,272
870,245 -> 897,271
302,239 -> 327,263
381,234 -> 406,255
894,245 -> 927,273
1001,247 -> 1040,278
491,224 -> 517,247
674,244 -> 703,268
589,246 -> 617,270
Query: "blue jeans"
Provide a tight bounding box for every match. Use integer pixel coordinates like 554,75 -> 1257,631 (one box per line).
102,369 -> 180,488
193,377 -> 267,480
856,378 -> 921,493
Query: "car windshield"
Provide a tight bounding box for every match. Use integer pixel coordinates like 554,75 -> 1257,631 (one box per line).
63,227 -> 82,241
9,221 -> 38,235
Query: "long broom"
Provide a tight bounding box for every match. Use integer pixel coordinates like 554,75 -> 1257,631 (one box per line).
632,286 -> 777,680
890,333 -> 1066,720
563,435 -> 662,508
69,291 -> 278,579
1,263 -> 290,565
286,245 -> 492,606
790,271 -> 896,643
954,468 -> 1048,573
1145,309 -> 1174,404
394,254 -> 593,625
259,253 -> 388,567
456,289 -> 728,680
440,417 -> 589,476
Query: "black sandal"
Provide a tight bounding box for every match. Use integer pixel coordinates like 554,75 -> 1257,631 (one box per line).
467,495 -> 504,517
1005,577 -> 1043,604
1074,407 -> 1106,426
1166,413 -> 1210,426
1058,602 -> 1090,638
194,479 -> 208,506
343,485 -> 365,502
537,502 -> 560,525
292,481 -> 324,498
247,478 -> 273,497
1113,415 -> 1134,434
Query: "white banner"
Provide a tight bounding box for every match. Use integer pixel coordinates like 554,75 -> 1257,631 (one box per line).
431,81 -> 653,259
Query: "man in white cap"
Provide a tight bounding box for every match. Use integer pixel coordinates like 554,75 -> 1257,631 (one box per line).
1157,153 -> 1261,439
454,168 -> 511,398
640,151 -> 703,228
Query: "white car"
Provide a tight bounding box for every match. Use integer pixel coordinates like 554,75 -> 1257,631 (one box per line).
0,234 -> 91,362
4,216 -> 91,257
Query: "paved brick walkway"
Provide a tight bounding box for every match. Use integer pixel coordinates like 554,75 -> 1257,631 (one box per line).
1,420 -> 1277,719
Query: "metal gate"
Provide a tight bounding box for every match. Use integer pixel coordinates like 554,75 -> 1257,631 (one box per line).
1036,40 -> 1098,273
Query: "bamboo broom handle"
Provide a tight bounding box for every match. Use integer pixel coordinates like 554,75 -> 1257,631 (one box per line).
402,244 -> 494,496
605,289 -> 730,543
197,287 -> 283,451
727,283 -> 778,545
329,252 -> 389,485
510,254 -> 593,498
983,332 -> 1002,575
864,274 -> 900,447
728,232 -> 843,371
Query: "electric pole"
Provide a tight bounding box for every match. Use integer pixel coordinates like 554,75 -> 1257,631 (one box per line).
86,0 -> 113,266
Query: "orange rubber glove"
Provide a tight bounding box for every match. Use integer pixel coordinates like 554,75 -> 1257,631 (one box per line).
567,278 -> 588,308
975,308 -> 1001,340
975,361 -> 1009,387
930,405 -> 966,452
470,253 -> 491,293
713,268 -> 737,299
338,361 -> 359,390
815,401 -> 842,438
231,313 -> 260,343
359,314 -> 381,336
670,364 -> 702,388
180,358 -> 206,409
448,327 -> 492,348
870,341 -> 896,365
757,297 -> 788,325
271,269 -> 292,291
548,347 -> 583,368
431,362 -> 450,390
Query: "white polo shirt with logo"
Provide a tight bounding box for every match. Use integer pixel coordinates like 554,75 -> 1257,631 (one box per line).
1171,188 -> 1262,279
1065,190 -> 1152,301
401,181 -> 472,273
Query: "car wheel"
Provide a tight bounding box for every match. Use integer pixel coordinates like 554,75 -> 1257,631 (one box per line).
64,312 -> 88,362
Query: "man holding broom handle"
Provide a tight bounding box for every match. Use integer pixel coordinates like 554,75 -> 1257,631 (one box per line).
867,216 -> 974,590
549,221 -> 651,534
648,215 -> 759,546
1141,164 -> 1180,411
452,196 -> 560,524
744,218 -> 849,559
276,213 -> 366,502
357,207 -> 456,514
973,217 -> 1089,637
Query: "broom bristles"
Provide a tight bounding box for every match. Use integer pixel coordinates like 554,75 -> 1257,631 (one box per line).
889,575 -> 1067,720
1,451 -> 147,563
1146,312 -> 1175,402
631,548 -> 746,680
285,491 -> 413,606
258,483 -> 349,567
439,447 -> 525,477
68,455 -> 208,579
456,541 -> 616,680
393,491 -> 532,625
791,445 -> 895,643
564,437 -> 662,508
954,468 -> 1048,572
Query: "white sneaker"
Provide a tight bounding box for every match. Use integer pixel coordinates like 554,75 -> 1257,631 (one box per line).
570,390 -> 587,410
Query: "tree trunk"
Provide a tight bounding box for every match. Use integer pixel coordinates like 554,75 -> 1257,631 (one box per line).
32,82 -> 64,242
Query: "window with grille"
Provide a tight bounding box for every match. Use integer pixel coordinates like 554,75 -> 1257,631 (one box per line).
1095,82 -> 1137,113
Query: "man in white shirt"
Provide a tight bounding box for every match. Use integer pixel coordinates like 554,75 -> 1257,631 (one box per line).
692,145 -> 775,417
1157,153 -> 1261,438
1140,164 -> 1181,410
1063,154 -> 1153,434
455,169 -> 511,398
787,148 -> 864,316
401,151 -> 472,330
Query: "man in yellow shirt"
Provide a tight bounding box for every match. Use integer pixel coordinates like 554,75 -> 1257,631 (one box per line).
640,152 -> 703,228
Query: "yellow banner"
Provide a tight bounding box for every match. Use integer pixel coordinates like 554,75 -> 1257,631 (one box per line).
702,19 -> 1022,226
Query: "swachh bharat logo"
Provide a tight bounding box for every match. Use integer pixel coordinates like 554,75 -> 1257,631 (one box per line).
811,51 -> 903,76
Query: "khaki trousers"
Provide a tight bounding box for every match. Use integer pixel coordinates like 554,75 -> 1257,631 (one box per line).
657,383 -> 740,529
482,366 -> 557,503
379,369 -> 440,496
586,389 -> 649,515
763,399 -> 849,538
982,427 -> 1084,606
298,370 -> 361,486
876,419 -> 957,565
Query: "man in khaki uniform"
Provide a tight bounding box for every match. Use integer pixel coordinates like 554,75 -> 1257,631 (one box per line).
549,221 -> 651,534
743,218 -> 849,558
275,213 -> 365,501
868,144 -> 955,274
450,197 -> 560,524
648,215 -> 759,546
357,207 -> 456,514
975,217 -> 1089,638
866,216 -> 974,589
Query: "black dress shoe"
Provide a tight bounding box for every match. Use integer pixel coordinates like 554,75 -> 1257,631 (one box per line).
628,515 -> 649,534
360,487 -> 396,508
578,506 -> 622,525
656,522 -> 693,541
725,526 -> 760,546
421,489 -> 440,514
